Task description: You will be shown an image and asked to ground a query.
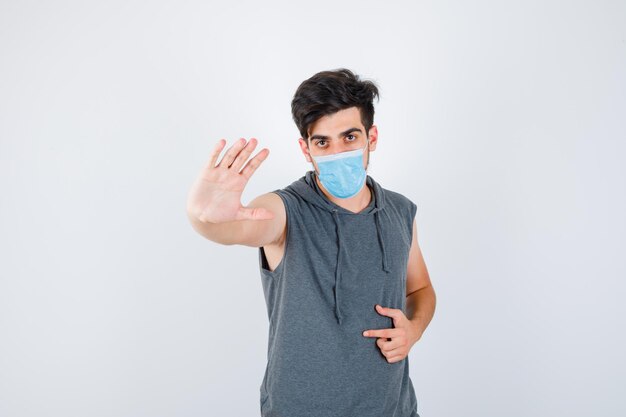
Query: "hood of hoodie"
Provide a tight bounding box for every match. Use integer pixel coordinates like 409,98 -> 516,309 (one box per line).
288,170 -> 391,325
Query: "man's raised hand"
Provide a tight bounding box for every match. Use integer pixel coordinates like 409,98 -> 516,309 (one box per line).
186,137 -> 274,223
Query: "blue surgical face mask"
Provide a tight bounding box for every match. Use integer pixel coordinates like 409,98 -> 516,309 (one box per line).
310,139 -> 369,199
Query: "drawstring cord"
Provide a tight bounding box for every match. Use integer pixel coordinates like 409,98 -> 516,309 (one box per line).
375,210 -> 391,273
332,209 -> 344,325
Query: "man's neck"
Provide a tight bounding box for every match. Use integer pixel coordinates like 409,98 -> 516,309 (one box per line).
314,172 -> 372,214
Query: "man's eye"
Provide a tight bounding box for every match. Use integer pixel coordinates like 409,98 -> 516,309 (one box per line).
346,135 -> 356,141
316,140 -> 327,147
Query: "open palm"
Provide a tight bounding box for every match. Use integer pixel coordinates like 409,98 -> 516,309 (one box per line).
187,137 -> 274,223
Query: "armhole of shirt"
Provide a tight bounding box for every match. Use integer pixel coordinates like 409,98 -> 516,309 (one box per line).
408,200 -> 418,244
258,189 -> 291,276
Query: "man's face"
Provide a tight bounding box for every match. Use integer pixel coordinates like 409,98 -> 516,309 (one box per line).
298,106 -> 378,173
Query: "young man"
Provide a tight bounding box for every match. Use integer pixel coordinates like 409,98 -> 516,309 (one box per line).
186,68 -> 436,417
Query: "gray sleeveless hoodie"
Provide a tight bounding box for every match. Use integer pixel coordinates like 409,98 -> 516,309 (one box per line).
258,170 -> 420,417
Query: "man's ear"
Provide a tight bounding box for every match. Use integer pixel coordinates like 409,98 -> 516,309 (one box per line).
368,125 -> 379,151
298,137 -> 312,163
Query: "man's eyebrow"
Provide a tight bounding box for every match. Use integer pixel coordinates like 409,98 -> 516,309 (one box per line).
309,127 -> 363,141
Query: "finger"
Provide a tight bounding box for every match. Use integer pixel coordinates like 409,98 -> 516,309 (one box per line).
378,337 -> 407,352
363,328 -> 395,338
239,148 -> 270,180
385,345 -> 406,357
376,304 -> 403,320
217,138 -> 247,169
236,206 -> 275,221
230,137 -> 258,172
206,139 -> 226,169
386,354 -> 405,364
363,329 -> 391,337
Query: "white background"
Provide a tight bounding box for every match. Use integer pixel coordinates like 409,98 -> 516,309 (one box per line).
1,1 -> 625,416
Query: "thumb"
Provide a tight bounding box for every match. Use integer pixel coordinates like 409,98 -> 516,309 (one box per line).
236,206 -> 275,221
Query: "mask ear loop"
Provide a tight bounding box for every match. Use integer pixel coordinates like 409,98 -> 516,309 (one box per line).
364,135 -> 370,170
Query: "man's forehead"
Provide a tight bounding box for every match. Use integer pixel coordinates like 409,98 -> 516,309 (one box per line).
308,108 -> 364,139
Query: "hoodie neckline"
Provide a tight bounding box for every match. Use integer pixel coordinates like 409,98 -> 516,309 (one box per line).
296,170 -> 386,215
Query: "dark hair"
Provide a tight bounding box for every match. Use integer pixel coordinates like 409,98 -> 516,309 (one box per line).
291,68 -> 380,143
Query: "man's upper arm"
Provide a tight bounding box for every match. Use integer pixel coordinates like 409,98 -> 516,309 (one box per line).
235,191 -> 286,248
406,218 -> 432,296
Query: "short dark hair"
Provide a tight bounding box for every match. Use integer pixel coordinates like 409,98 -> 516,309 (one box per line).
291,68 -> 380,144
